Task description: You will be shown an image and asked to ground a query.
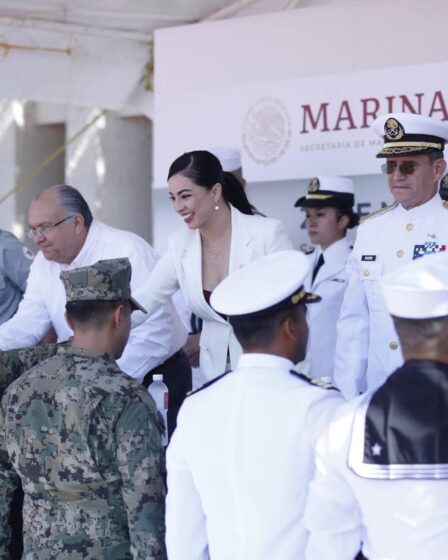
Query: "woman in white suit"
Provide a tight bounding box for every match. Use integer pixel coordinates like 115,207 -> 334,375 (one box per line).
132,151 -> 293,381
294,176 -> 359,381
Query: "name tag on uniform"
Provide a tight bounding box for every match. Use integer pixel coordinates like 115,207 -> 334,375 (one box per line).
361,255 -> 376,261
413,242 -> 446,260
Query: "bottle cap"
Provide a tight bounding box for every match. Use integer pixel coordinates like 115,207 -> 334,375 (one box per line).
153,374 -> 163,382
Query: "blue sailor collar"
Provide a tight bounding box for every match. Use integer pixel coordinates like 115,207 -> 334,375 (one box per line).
348,360 -> 448,479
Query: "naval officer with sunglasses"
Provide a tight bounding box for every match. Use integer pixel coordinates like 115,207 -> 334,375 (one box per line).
334,112 -> 448,399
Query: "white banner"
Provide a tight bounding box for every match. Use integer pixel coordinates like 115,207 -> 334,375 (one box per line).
154,61 -> 448,188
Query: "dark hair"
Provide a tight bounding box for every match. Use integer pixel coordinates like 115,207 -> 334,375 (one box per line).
168,151 -> 222,189
229,305 -> 302,349
393,315 -> 448,344
335,205 -> 359,229
168,150 -> 254,214
66,300 -> 128,328
427,150 -> 444,162
56,185 -> 93,228
222,172 -> 253,215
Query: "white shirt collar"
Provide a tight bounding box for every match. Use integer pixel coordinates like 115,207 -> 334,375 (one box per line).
396,193 -> 442,220
321,237 -> 350,264
67,221 -> 100,269
236,352 -> 295,371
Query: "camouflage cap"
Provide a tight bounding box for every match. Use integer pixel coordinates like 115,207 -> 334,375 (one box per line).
60,258 -> 147,313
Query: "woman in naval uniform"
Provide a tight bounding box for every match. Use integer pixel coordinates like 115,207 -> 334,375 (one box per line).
131,150 -> 292,382
295,176 -> 358,381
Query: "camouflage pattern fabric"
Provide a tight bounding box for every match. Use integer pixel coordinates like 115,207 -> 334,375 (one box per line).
0,342 -> 68,399
0,346 -> 166,559
60,258 -> 146,312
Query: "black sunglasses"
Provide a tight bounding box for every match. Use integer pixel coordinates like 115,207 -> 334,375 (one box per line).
381,161 -> 422,175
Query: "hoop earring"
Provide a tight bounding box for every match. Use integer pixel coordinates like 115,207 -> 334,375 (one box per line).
214,205 -> 219,211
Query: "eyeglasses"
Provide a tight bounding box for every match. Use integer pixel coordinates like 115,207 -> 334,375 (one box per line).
25,215 -> 75,239
381,161 -> 423,175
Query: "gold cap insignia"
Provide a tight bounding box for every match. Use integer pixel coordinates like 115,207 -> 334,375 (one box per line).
308,177 -> 320,193
384,118 -> 405,141
291,287 -> 305,304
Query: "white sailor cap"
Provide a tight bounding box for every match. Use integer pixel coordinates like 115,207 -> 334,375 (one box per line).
294,176 -> 354,208
210,250 -> 320,317
372,112 -> 448,158
380,252 -> 448,319
210,146 -> 242,172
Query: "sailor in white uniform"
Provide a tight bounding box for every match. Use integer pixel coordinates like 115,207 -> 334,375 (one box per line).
295,176 -> 358,381
165,251 -> 343,560
305,252 -> 448,560
334,112 -> 448,398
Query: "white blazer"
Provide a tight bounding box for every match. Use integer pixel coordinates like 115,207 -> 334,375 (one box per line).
299,238 -> 352,380
132,205 -> 293,380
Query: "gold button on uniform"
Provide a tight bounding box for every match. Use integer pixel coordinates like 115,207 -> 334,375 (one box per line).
389,341 -> 398,350
406,223 -> 413,231
363,270 -> 370,277
396,250 -> 404,258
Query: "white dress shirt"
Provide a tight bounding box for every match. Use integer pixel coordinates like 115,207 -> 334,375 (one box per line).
303,238 -> 351,380
0,221 -> 187,381
334,194 -> 448,398
166,352 -> 343,560
304,395 -> 448,560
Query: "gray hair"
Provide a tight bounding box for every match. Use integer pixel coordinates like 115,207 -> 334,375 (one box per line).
56,185 -> 93,228
393,315 -> 448,348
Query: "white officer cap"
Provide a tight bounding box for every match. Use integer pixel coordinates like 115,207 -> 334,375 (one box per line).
380,252 -> 448,319
210,146 -> 242,172
210,250 -> 320,317
295,176 -> 354,208
372,112 -> 448,158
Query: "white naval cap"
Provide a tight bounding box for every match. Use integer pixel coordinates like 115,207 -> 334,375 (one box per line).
294,176 -> 354,208
210,146 -> 242,172
210,250 -> 320,317
380,252 -> 448,319
372,112 -> 448,158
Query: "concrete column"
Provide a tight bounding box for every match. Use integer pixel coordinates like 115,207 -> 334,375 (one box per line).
0,100 -> 17,236
65,107 -> 153,243
14,102 -> 65,246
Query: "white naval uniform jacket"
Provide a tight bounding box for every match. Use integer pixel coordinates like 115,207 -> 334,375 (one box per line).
304,238 -> 351,380
0,221 -> 187,381
131,205 -> 293,381
165,353 -> 344,560
334,194 -> 448,398
304,395 -> 448,560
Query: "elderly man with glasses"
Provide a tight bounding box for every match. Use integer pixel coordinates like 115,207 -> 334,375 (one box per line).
0,185 -> 191,437
334,112 -> 448,399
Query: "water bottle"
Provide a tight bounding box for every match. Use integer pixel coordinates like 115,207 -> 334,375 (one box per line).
148,374 -> 169,446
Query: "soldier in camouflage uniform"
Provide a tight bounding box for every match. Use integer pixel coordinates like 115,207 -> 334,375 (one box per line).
0,258 -> 167,559
0,341 -> 70,560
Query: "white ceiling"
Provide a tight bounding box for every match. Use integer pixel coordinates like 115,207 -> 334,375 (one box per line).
0,0 -> 339,37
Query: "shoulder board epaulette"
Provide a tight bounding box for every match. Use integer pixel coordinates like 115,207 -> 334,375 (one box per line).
290,369 -> 338,391
186,370 -> 232,398
360,202 -> 398,224
299,243 -> 315,255
443,200 -> 448,209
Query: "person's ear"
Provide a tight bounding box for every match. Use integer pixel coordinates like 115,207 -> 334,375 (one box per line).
338,213 -> 350,232
73,213 -> 86,234
282,315 -> 300,342
211,182 -> 222,203
434,158 -> 447,182
111,304 -> 126,330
